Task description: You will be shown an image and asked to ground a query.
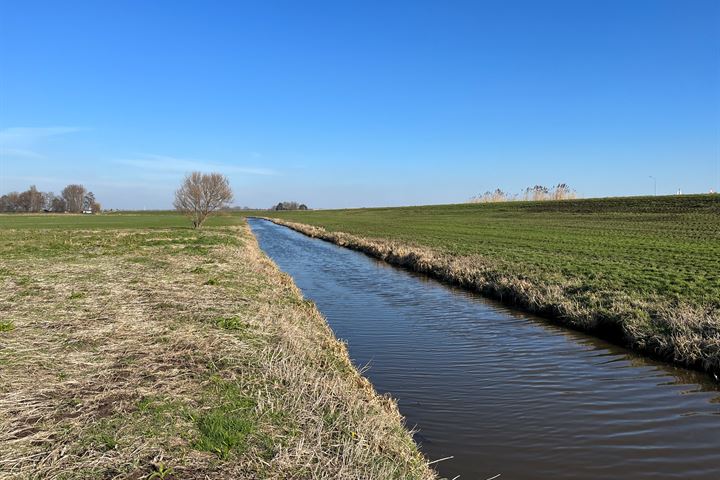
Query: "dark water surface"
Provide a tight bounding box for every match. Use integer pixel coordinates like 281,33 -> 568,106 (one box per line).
248,218 -> 720,479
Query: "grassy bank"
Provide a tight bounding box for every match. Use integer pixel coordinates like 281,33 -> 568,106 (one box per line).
0,213 -> 436,479
257,195 -> 720,375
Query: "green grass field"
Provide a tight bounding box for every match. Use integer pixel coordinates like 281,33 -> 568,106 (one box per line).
259,195 -> 720,308
2,196 -> 717,375
0,211 -> 241,230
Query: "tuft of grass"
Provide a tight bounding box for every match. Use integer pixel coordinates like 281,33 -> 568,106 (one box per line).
214,316 -> 248,331
85,418 -> 121,452
0,320 -> 15,333
193,405 -> 256,459
148,462 -> 174,479
191,381 -> 257,460
68,291 -> 86,300
126,256 -> 170,269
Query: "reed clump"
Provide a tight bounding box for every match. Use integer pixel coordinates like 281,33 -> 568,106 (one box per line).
470,183 -> 577,203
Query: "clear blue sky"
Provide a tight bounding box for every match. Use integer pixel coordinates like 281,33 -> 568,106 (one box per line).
1,0 -> 718,209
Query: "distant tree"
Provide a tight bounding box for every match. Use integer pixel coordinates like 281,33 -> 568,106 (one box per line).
272,201 -> 307,211
0,193 -> 18,212
83,191 -> 101,213
16,190 -> 31,211
174,172 -> 233,228
0,185 -> 100,213
16,185 -> 45,212
42,192 -> 56,211
15,186 -> 42,212
30,186 -> 44,212
7,192 -> 21,211
62,184 -> 86,213
50,196 -> 67,213
83,191 -> 94,211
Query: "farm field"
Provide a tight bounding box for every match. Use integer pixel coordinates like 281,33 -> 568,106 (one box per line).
257,195 -> 720,373
0,211 -> 224,230
0,213 -> 434,479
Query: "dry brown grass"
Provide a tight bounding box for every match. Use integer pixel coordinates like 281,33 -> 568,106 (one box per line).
267,219 -> 720,377
0,222 -> 437,479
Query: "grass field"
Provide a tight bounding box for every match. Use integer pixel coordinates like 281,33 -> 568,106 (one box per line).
0,211 -> 239,230
0,213 -> 435,479
257,195 -> 720,374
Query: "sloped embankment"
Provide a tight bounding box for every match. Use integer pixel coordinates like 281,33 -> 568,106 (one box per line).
266,218 -> 719,378
0,220 -> 436,479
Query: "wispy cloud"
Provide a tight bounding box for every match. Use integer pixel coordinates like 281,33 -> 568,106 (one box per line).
0,126 -> 86,159
116,154 -> 277,176
2,175 -> 68,185
0,148 -> 46,159
0,126 -> 86,144
2,174 -> 166,190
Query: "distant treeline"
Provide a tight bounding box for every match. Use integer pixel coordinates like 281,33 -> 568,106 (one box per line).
271,201 -> 308,211
0,185 -> 101,213
470,184 -> 577,203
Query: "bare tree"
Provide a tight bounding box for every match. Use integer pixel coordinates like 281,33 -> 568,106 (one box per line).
0,193 -> 19,212
17,185 -> 45,212
50,196 -> 67,212
1,185 -> 99,213
62,184 -> 86,213
174,172 -> 233,228
42,192 -> 56,211
16,190 -> 31,211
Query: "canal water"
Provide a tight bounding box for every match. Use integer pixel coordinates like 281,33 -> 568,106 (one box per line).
248,218 -> 720,479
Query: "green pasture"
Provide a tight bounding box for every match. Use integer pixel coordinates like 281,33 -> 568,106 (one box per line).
258,195 -> 720,307
0,211 -> 241,230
